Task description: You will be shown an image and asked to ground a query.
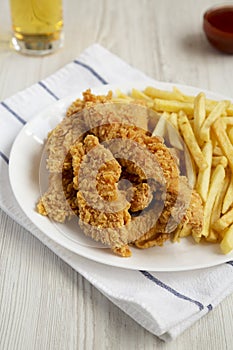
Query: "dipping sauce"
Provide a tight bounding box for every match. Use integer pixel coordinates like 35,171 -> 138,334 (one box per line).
203,6 -> 233,53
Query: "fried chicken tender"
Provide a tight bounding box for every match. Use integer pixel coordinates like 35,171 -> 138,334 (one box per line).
82,104 -> 179,189
130,183 -> 153,212
70,134 -> 134,255
37,172 -> 74,222
180,189 -> 204,237
70,134 -> 121,201
134,177 -> 203,249
37,90 -> 205,257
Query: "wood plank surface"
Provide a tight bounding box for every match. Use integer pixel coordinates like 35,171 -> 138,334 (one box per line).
1,0 -> 233,349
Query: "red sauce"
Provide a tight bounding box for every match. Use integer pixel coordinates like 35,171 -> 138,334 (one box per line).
203,6 -> 233,53
206,7 -> 233,34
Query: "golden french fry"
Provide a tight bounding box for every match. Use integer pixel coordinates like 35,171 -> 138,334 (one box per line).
131,88 -> 153,102
177,91 -> 232,113
212,119 -> 233,172
220,223 -> 233,254
167,119 -> 184,151
199,101 -> 226,143
172,87 -> 186,101
173,225 -> 181,242
221,117 -> 233,125
178,111 -> 208,170
152,111 -> 170,138
144,86 -> 184,101
228,127 -> 233,144
169,112 -> 179,129
202,164 -> 225,237
206,229 -> 218,243
193,92 -> 206,144
195,142 -> 212,202
178,224 -> 192,238
212,207 -> 233,231
115,89 -> 133,100
153,98 -> 194,115
212,156 -> 228,168
222,174 -> 233,214
213,146 -> 224,156
168,88 -> 233,116
210,172 -> 230,227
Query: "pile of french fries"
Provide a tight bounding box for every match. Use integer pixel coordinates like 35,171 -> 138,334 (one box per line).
115,86 -> 233,255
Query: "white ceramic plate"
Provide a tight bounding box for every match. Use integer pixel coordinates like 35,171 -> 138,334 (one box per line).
9,81 -> 233,271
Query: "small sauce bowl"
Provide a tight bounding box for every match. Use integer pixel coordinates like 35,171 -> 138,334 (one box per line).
203,5 -> 233,53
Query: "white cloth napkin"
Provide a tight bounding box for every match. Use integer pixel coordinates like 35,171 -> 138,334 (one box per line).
1,44 -> 233,342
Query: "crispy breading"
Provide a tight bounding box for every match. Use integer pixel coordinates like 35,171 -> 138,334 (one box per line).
37,172 -> 74,222
66,89 -> 113,117
134,178 -> 203,248
37,90 -> 204,257
130,183 -> 153,212
181,189 -> 204,236
46,112 -> 87,173
83,103 -> 149,137
70,134 -> 122,201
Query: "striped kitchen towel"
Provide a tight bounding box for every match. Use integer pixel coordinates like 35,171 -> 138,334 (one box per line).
1,43 -> 233,342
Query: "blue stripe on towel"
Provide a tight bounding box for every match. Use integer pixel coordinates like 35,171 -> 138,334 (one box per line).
140,270 -> 204,311
38,81 -> 59,100
226,261 -> 233,266
207,304 -> 213,311
73,60 -> 108,85
0,151 -> 9,164
1,102 -> 26,125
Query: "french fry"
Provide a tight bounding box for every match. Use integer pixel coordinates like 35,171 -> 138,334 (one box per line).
178,224 -> 192,238
210,172 -> 230,227
131,88 -> 153,103
212,119 -> 233,172
144,86 -> 184,101
206,229 -> 218,243
153,98 -> 194,115
220,224 -> 233,254
192,236 -> 201,243
212,156 -> 228,168
174,90 -> 232,114
195,142 -> 212,202
199,101 -> 226,143
169,112 -> 179,129
152,112 -> 168,138
173,224 -> 182,242
212,206 -> 233,231
172,87 -> 186,101
222,174 -> 233,214
178,111 -> 208,171
220,117 -> 233,125
193,92 -> 206,144
167,117 -> 184,151
228,127 -> 233,144
202,165 -> 225,237
115,89 -> 133,101
213,146 -> 224,156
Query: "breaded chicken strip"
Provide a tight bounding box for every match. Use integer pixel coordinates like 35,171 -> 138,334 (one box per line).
134,177 -> 203,248
70,134 -> 122,201
70,135 -> 134,256
129,183 -> 153,212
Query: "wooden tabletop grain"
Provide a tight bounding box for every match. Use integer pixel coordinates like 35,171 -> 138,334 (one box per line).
1,0 -> 233,349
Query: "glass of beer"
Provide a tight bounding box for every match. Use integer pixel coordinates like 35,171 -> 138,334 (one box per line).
9,0 -> 64,56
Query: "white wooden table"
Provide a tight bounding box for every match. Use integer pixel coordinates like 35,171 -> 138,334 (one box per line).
1,0 -> 233,349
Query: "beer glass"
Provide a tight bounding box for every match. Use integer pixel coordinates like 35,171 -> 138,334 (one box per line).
10,0 -> 64,55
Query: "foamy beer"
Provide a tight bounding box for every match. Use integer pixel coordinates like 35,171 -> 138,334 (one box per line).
10,0 -> 63,55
